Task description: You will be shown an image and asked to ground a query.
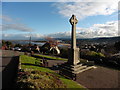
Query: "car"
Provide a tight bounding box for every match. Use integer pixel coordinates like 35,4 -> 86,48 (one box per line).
14,47 -> 21,51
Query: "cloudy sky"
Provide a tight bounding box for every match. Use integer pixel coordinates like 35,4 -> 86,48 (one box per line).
1,0 -> 119,40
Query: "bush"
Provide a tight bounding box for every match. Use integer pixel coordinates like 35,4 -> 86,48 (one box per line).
58,48 -> 68,58
85,51 -> 105,57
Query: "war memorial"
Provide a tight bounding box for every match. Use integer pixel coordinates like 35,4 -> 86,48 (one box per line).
59,15 -> 96,80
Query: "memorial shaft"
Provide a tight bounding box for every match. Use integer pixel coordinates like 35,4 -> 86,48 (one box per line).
68,15 -> 80,65
70,15 -> 78,49
72,22 -> 76,49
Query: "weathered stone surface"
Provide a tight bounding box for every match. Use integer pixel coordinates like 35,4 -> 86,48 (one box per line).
67,14 -> 80,66
68,48 -> 80,65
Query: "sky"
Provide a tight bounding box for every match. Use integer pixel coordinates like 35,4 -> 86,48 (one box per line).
1,0 -> 119,40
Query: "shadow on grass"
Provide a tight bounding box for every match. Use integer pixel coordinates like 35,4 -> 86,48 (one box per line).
21,63 -> 41,67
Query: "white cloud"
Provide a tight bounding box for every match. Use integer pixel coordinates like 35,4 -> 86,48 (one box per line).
2,21 -> 118,40
2,33 -> 44,40
1,15 -> 13,22
54,2 -> 118,20
2,24 -> 33,32
76,21 -> 118,38
48,21 -> 118,38
47,31 -> 71,38
1,15 -> 34,32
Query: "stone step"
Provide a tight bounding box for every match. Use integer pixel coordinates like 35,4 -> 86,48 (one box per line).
73,66 -> 97,74
61,64 -> 87,71
70,64 -> 83,68
63,64 -> 82,69
71,65 -> 87,71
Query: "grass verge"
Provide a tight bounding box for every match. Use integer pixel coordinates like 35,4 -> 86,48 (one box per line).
18,55 -> 85,89
32,54 -> 68,61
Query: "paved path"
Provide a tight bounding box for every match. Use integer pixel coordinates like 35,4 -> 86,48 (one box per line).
76,66 -> 120,89
47,60 -> 67,67
47,60 -> 120,89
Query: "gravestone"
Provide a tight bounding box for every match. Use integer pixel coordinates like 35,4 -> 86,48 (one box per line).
59,15 -> 96,80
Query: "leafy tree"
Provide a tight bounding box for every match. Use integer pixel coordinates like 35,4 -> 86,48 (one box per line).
6,41 -> 12,46
40,42 -> 50,54
114,41 -> 120,51
15,44 -> 22,47
2,40 -> 6,46
58,47 -> 68,58
83,51 -> 105,57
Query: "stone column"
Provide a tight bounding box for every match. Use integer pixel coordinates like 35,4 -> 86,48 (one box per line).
70,15 -> 78,49
68,15 -> 80,65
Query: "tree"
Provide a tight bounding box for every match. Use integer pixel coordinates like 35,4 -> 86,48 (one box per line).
6,41 -> 12,46
15,44 -> 22,47
114,41 -> 120,51
2,40 -> 6,46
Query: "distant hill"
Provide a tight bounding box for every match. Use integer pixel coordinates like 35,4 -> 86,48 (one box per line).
3,36 -> 120,45
55,36 -> 120,45
56,36 -> 120,41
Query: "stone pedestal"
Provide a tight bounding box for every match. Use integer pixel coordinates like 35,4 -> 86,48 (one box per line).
59,62 -> 96,80
68,48 -> 80,65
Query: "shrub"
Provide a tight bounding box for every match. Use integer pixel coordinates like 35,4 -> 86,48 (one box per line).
58,48 -> 68,58
86,51 -> 105,57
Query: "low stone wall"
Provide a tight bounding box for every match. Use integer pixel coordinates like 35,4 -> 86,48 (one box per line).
2,50 -> 24,57
2,56 -> 19,89
18,56 -> 21,71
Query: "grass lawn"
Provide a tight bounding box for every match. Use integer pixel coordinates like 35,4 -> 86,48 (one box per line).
32,54 -> 68,61
19,55 -> 85,89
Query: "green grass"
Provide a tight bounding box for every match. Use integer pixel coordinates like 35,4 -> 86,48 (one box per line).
60,77 -> 85,88
20,55 -> 36,64
33,54 -> 68,61
19,55 -> 86,89
86,51 -> 105,57
20,55 -> 54,73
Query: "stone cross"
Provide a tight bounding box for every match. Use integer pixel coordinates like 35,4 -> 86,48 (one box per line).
68,15 -> 80,65
59,15 -> 95,78
69,15 -> 78,49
